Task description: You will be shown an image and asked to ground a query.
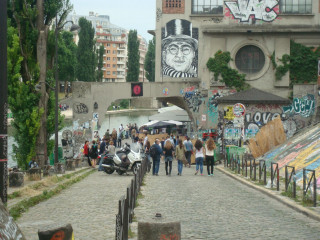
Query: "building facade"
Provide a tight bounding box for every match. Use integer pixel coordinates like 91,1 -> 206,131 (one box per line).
68,12 -> 148,82
155,0 -> 320,98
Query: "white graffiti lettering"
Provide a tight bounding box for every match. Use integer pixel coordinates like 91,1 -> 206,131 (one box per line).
225,0 -> 279,22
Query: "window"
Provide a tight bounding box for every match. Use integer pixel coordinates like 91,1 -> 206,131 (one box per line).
280,0 -> 312,14
107,64 -> 110,68
235,45 -> 265,74
107,43 -> 110,46
113,50 -> 116,54
107,71 -> 111,75
113,44 -> 116,47
106,50 -> 110,53
113,57 -> 117,61
192,0 -> 223,14
113,71 -> 117,75
107,57 -> 111,61
113,64 -> 116,68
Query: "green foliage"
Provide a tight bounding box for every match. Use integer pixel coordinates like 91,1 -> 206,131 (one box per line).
76,17 -> 96,82
206,50 -> 248,91
96,45 -> 105,82
127,30 -> 140,82
7,1 -> 71,168
58,31 -> 78,83
272,41 -> 320,86
144,37 -> 155,82
119,99 -> 130,109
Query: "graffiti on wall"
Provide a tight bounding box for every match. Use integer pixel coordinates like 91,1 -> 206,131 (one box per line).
183,87 -> 204,113
225,0 -> 279,23
282,94 -> 315,118
207,89 -> 236,126
161,19 -> 198,78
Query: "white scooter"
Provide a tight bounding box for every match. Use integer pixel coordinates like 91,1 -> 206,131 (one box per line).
101,143 -> 142,175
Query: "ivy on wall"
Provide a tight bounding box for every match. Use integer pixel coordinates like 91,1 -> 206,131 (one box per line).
272,41 -> 320,86
206,50 -> 249,91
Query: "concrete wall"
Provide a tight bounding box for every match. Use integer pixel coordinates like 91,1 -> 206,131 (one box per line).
155,0 -> 320,98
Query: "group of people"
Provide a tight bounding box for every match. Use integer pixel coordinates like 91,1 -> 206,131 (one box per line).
145,135 -> 217,177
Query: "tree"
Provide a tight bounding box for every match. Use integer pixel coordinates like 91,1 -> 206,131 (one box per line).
126,30 -> 140,82
76,17 -> 96,82
58,31 -> 78,97
8,0 -> 72,168
144,37 -> 155,82
96,45 -> 104,82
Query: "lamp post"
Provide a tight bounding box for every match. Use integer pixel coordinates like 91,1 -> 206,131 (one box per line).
0,0 -> 7,204
54,16 -> 79,165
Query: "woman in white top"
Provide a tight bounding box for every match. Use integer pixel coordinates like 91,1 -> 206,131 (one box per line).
194,139 -> 205,175
205,137 -> 216,176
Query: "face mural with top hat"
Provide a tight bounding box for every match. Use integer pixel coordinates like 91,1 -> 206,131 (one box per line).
162,19 -> 198,78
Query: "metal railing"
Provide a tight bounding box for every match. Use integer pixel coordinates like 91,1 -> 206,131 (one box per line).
115,158 -> 147,240
259,160 -> 267,185
271,163 -> 279,191
285,165 -> 296,198
303,169 -> 317,207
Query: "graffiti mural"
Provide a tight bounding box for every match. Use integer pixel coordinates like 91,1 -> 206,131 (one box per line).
260,124 -> 320,188
225,0 -> 279,23
161,19 -> 198,78
207,89 -> 236,126
184,89 -> 204,113
73,103 -> 89,114
282,94 -> 315,118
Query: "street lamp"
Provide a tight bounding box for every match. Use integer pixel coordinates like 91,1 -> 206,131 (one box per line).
54,16 -> 80,166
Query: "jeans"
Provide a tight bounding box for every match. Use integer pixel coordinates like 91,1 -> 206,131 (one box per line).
165,156 -> 173,174
196,157 -> 204,174
153,158 -> 160,175
185,151 -> 192,165
98,154 -> 105,171
177,160 -> 183,174
206,155 -> 214,175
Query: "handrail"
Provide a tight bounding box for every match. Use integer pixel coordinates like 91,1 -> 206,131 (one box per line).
271,162 -> 279,191
115,157 -> 147,240
258,160 -> 267,185
285,165 -> 296,198
303,168 -> 317,207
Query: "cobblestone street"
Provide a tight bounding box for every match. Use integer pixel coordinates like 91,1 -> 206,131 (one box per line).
16,170 -> 133,240
133,162 -> 320,240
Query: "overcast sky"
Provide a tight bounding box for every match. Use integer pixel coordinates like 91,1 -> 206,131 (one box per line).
70,0 -> 156,41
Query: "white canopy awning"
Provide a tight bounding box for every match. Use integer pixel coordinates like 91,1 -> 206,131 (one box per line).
149,110 -> 190,122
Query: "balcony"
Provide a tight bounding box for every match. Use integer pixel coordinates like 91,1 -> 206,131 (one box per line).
117,74 -> 125,78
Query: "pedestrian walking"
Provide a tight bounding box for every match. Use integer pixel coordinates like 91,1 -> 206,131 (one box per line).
117,132 -> 122,148
83,141 -> 92,167
205,137 -> 216,176
163,140 -> 174,176
131,128 -> 136,143
90,140 -> 99,168
175,139 -> 186,176
150,139 -> 162,176
194,139 -> 205,175
145,140 -> 152,173
183,136 -> 193,168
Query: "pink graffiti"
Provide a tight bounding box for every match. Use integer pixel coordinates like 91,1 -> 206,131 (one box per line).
317,177 -> 320,188
294,143 -> 307,150
184,86 -> 195,92
278,151 -> 300,169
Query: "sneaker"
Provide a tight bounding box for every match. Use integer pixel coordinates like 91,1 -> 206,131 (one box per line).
201,174 -> 204,176
211,173 -> 214,176
177,173 -> 180,176
194,171 -> 198,175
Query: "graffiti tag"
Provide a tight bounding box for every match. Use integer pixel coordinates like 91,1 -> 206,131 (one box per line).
225,0 -> 279,22
184,89 -> 204,113
73,103 -> 89,114
282,94 -> 315,118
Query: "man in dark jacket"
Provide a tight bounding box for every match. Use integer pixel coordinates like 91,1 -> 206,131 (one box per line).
151,139 -> 163,176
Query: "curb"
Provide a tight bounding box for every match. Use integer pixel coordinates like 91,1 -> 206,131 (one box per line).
216,165 -> 320,222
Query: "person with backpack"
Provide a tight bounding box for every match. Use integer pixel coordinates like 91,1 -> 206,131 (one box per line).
90,140 -> 98,168
150,139 -> 162,176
